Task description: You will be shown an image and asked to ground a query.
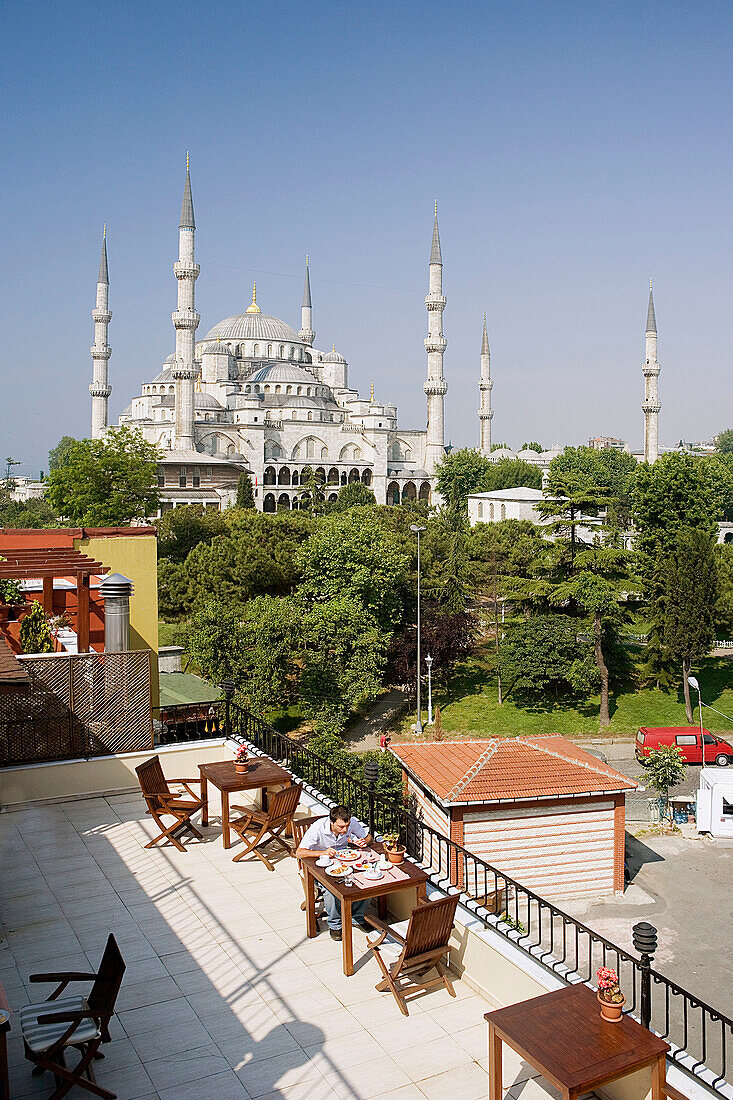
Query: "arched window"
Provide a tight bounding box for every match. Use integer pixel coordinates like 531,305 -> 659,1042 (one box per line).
263,493 -> 276,513
315,467 -> 326,484
402,481 -> 417,502
264,440 -> 283,460
387,480 -> 400,506
286,385 -> 292,394
267,344 -> 272,357
327,467 -> 339,484
297,386 -> 302,395
361,469 -> 372,486
279,345 -> 285,357
254,344 -> 260,356
500,504 -> 506,520
278,494 -> 290,511
419,482 -> 430,502
489,503 -> 494,519
292,436 -> 328,461
339,443 -> 362,461
349,468 -> 360,483
254,384 -> 260,393
478,503 -> 483,519
169,385 -> 174,394
278,467 -> 291,486
264,466 -> 276,486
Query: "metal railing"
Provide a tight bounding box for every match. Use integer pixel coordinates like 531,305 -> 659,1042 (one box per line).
228,701 -> 733,1096
153,700 -> 222,745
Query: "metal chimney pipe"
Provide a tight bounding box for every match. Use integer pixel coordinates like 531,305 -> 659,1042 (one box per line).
99,573 -> 134,653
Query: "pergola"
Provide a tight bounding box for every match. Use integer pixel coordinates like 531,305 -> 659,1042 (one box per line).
0,548 -> 110,653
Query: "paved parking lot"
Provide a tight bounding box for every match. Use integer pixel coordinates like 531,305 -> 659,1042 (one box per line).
561,746 -> 733,1018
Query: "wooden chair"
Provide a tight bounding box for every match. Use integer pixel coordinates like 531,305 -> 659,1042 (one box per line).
365,894 -> 459,1016
229,782 -> 303,868
292,814 -> 325,912
135,755 -> 204,852
20,934 -> 126,1100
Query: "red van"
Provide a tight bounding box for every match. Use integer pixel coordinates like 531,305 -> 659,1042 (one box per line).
636,727 -> 733,767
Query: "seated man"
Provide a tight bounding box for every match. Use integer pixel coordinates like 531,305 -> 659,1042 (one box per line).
296,804 -> 373,941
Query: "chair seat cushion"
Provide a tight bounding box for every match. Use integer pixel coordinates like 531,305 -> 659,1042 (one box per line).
373,919 -> 410,962
20,995 -> 101,1053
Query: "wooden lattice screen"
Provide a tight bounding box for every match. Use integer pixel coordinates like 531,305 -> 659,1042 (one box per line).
0,650 -> 152,766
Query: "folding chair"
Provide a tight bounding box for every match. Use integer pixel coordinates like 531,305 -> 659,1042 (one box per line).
135,755 -> 204,852
20,934 -> 126,1099
229,782 -> 303,868
292,814 -> 326,913
365,894 -> 459,1016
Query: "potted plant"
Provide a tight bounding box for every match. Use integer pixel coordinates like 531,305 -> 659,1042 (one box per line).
382,833 -> 405,865
0,574 -> 25,623
233,743 -> 249,774
596,966 -> 625,1022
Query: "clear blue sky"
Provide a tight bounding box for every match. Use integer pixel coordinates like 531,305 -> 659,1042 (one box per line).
3,0 -> 732,474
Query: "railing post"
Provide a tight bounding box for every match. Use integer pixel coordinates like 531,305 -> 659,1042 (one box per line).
364,761 -> 379,838
632,922 -> 658,1029
220,679 -> 235,740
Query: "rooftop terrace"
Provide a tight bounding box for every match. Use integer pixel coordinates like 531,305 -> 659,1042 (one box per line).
1,783 -> 551,1100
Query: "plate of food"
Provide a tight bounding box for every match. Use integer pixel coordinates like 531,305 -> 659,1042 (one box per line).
353,859 -> 374,872
336,849 -> 361,862
326,862 -> 351,877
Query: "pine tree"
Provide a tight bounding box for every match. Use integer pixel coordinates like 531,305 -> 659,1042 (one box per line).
236,472 -> 255,509
662,527 -> 718,722
19,601 -> 54,654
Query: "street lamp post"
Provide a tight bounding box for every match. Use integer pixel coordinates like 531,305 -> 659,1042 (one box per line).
632,921 -> 658,1029
425,654 -> 433,725
687,675 -> 705,767
410,524 -> 427,734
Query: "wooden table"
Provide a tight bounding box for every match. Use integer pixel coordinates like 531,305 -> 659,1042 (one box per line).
485,983 -> 670,1100
303,846 -> 429,976
199,758 -> 292,849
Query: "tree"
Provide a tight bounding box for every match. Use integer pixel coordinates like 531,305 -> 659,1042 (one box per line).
662,527 -> 718,721
548,446 -> 637,529
485,458 -> 542,492
520,442 -> 542,453
701,453 -> 733,521
0,497 -> 57,528
237,595 -> 300,713
157,559 -> 192,620
714,544 -> 733,639
184,600 -> 246,683
48,436 -> 78,472
296,510 -> 409,634
385,602 -> 474,691
300,597 -> 388,736
498,615 -> 598,702
633,453 -> 717,685
534,479 -> 612,577
46,427 -> 160,525
19,601 -> 54,654
550,544 -> 634,727
156,504 -> 227,563
236,472 -> 255,509
435,448 -> 494,507
643,746 -> 686,820
334,481 -> 376,509
715,429 -> 733,454
439,485 -> 469,614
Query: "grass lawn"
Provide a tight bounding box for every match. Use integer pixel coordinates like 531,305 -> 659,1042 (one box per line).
400,651 -> 733,740
158,620 -> 188,647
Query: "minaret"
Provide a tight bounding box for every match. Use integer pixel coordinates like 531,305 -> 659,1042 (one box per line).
424,202 -> 448,473
89,226 -> 112,439
478,314 -> 493,454
642,279 -> 660,463
172,153 -> 200,451
299,255 -> 315,346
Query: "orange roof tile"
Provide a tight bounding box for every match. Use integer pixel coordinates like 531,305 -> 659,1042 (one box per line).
391,735 -> 636,804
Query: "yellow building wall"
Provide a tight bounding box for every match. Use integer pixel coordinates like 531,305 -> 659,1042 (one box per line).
75,531 -> 159,707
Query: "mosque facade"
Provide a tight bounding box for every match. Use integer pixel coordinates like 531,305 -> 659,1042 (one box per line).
92,165 -> 456,512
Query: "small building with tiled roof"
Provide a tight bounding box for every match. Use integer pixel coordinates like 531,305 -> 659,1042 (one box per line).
391,736 -> 637,900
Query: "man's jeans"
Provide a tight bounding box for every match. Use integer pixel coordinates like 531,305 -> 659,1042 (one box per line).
322,887 -> 370,930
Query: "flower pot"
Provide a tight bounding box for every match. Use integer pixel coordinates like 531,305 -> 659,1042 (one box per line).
386,846 -> 405,864
598,992 -> 625,1022
234,761 -> 249,774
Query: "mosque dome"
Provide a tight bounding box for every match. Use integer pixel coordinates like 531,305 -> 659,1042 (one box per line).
202,341 -> 231,355
204,312 -> 300,344
323,346 -> 347,364
249,362 -> 318,386
164,353 -> 175,363
195,391 -> 224,410
152,367 -> 175,383
204,283 -> 300,345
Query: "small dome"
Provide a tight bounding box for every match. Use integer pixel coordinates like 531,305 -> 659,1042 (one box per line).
250,362 -> 319,386
323,345 -> 346,364
202,341 -> 231,356
195,391 -> 224,410
120,404 -> 132,416
152,367 -> 175,383
165,352 -> 175,363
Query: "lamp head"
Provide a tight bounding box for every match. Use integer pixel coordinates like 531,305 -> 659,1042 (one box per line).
409,524 -> 427,534
364,761 -> 379,784
632,921 -> 658,957
220,678 -> 235,700
425,654 -> 433,668
687,675 -> 700,691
